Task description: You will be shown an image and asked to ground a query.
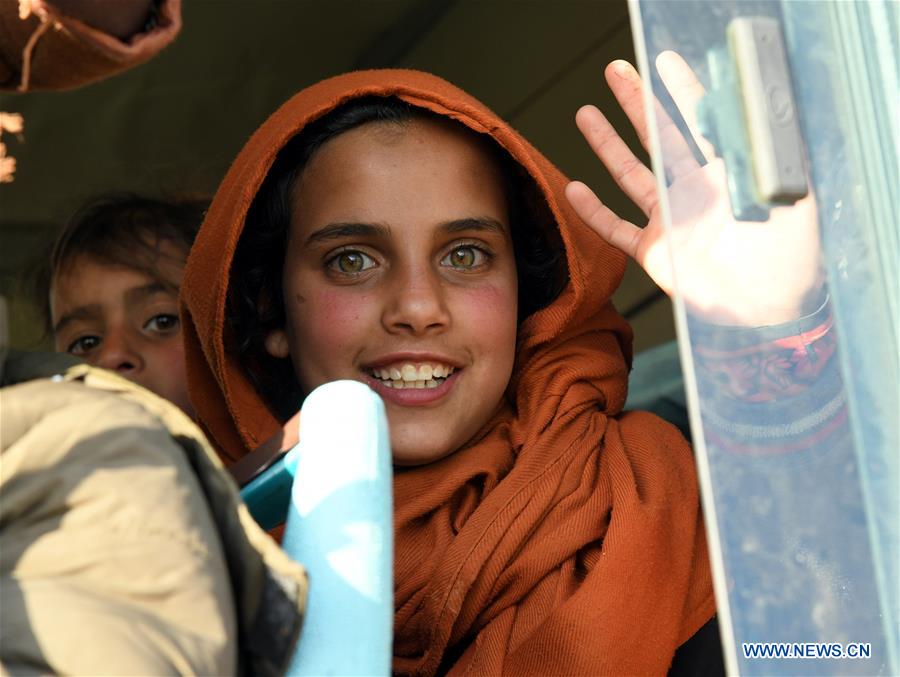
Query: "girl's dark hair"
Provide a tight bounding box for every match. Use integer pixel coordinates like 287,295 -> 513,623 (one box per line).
229,96 -> 568,420
33,192 -> 208,335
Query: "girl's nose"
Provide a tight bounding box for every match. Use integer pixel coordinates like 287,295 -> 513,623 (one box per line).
382,265 -> 450,336
94,328 -> 144,374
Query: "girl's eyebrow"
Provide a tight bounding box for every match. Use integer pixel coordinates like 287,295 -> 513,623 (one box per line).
124,282 -> 173,304
304,217 -> 507,247
304,222 -> 391,246
440,217 -> 507,235
54,305 -> 102,335
54,283 -> 174,335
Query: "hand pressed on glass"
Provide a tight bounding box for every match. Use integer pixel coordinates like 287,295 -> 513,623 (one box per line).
565,51 -> 824,327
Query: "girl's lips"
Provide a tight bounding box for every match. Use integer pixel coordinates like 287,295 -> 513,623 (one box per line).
362,369 -> 460,406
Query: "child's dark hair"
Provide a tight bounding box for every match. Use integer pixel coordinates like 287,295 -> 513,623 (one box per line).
228,96 -> 568,420
33,192 -> 208,335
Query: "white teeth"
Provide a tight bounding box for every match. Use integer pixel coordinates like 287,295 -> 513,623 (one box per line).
371,362 -> 456,387
382,378 -> 443,390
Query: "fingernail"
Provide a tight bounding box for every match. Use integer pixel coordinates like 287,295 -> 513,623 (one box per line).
613,61 -> 633,78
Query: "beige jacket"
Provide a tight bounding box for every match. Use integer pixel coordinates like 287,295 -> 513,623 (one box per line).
0,352 -> 307,675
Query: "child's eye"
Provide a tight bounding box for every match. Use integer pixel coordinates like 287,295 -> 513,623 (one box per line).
67,335 -> 101,355
327,250 -> 376,274
441,245 -> 489,269
144,314 -> 180,334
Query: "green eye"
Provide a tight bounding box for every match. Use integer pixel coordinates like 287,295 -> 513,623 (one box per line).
329,250 -> 376,274
442,245 -> 487,269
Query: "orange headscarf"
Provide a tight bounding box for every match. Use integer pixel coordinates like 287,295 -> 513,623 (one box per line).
182,69 -> 715,675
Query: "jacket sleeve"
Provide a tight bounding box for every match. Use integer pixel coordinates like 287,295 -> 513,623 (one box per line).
0,377 -> 237,675
0,0 -> 181,92
688,293 -> 842,454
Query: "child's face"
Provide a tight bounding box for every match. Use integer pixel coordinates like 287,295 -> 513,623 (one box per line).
267,118 -> 519,465
50,247 -> 193,416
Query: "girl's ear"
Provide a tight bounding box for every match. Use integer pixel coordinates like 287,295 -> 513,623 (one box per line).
264,329 -> 290,358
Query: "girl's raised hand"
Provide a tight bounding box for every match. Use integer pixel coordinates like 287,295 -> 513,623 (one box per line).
565,51 -> 823,327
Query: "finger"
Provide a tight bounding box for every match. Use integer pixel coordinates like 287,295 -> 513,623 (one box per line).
656,50 -> 716,162
605,60 -> 699,181
565,180 -> 643,262
574,104 -> 659,218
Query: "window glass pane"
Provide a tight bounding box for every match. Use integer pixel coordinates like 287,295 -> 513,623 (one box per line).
628,0 -> 898,673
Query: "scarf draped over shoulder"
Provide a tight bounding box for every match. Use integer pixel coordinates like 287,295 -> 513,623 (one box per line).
181,69 -> 715,676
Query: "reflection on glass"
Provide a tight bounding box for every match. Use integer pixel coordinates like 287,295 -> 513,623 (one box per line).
629,0 -> 898,674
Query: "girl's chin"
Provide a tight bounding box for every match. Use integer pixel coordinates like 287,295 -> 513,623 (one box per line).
390,442 -> 457,467
388,421 -> 466,466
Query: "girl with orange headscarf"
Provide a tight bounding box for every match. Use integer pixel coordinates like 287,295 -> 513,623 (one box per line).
181,56 -> 826,674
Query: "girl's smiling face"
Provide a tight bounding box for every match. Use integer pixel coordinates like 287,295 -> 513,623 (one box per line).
265,117 -> 518,465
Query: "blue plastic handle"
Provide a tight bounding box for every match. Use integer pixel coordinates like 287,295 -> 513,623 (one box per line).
244,381 -> 393,676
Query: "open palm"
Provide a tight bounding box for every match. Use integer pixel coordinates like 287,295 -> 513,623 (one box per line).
565,52 -> 823,327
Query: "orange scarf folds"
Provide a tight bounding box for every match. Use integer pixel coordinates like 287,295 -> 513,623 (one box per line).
181,69 -> 715,676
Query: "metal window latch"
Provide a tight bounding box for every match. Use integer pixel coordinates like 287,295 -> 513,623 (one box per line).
697,16 -> 809,221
